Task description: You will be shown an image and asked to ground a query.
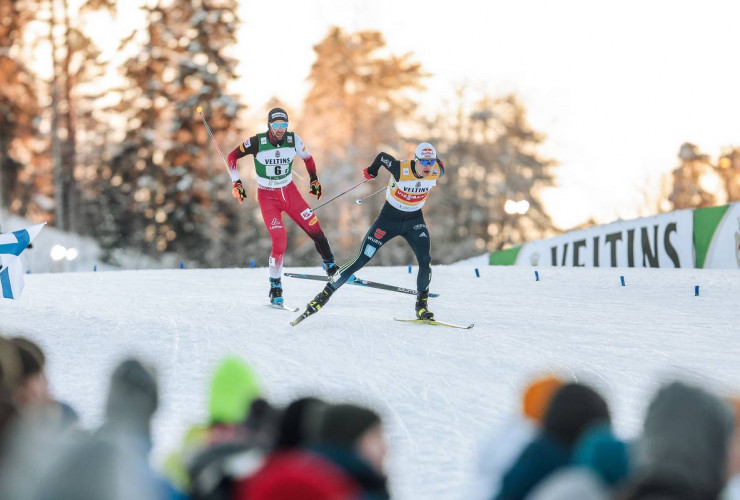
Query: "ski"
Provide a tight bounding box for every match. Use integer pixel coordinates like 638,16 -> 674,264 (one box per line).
264,303 -> 300,312
284,273 -> 440,298
290,308 -> 317,326
394,318 -> 474,329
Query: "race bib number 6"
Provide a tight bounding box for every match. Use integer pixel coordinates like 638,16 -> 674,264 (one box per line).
267,165 -> 285,177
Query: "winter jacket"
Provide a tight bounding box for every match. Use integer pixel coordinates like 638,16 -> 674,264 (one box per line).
494,434 -> 571,500
313,443 -> 390,500
468,416 -> 538,500
236,449 -> 360,500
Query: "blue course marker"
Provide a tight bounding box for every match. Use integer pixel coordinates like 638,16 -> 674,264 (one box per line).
620,275 -> 625,286
535,270 -> 540,281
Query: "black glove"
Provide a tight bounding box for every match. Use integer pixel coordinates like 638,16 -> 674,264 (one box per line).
363,167 -> 377,179
309,175 -> 322,200
232,180 -> 246,203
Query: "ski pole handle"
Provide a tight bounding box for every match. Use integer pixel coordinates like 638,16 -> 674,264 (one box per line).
355,187 -> 385,205
312,178 -> 372,211
197,106 -> 230,172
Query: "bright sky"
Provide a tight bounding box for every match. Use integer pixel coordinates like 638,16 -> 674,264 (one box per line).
85,0 -> 740,229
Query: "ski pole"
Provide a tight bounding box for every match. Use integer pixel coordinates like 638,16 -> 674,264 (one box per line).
355,187 -> 385,205
196,106 -> 230,172
312,178 -> 372,211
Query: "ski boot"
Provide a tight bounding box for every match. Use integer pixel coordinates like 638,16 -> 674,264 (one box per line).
415,291 -> 434,320
269,277 -> 283,306
323,259 -> 339,278
307,285 -> 334,313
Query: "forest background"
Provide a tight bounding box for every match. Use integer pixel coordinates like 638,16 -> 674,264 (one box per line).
2,0 -> 739,268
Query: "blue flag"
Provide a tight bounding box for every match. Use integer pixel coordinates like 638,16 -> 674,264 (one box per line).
0,223 -> 46,299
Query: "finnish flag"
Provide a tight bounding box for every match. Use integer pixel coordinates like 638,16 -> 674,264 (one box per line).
0,223 -> 46,299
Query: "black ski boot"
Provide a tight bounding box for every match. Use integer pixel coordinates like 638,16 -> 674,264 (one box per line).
269,277 -> 283,306
415,291 -> 434,320
323,259 -> 339,278
307,285 -> 334,313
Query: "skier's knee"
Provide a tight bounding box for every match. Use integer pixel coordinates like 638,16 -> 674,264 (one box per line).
272,240 -> 287,255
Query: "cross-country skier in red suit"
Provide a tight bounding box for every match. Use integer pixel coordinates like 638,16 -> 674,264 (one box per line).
227,107 -> 337,306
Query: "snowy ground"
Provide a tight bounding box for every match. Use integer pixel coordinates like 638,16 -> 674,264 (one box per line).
1,264 -> 739,499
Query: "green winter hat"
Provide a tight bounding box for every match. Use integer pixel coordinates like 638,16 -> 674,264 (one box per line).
208,356 -> 261,425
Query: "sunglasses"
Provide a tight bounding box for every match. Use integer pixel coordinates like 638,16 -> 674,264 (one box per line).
417,159 -> 436,166
270,122 -> 289,130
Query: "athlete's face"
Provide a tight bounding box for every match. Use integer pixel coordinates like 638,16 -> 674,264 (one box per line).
270,120 -> 288,140
417,158 -> 436,177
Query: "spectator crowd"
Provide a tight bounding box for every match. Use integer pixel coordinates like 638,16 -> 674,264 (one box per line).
1,332 -> 739,500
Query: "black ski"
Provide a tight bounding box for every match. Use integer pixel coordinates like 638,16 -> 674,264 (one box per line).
290,307 -> 318,326
284,273 -> 440,298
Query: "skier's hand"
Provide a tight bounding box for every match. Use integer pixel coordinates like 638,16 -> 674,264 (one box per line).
363,167 -> 377,179
309,175 -> 322,200
232,180 -> 246,203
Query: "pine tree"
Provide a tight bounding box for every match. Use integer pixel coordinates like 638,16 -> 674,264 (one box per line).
299,27 -> 426,260
669,142 -> 719,209
106,0 -> 244,265
0,0 -> 43,221
428,92 -> 556,259
717,148 -> 740,203
47,0 -> 115,231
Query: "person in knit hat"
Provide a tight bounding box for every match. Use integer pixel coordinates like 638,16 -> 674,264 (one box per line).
165,356 -> 270,498
523,376 -> 564,425
32,357 -> 180,500
0,336 -> 22,438
312,403 -> 389,499
619,380 -> 735,500
467,374 -> 565,500
8,337 -> 51,410
208,356 -> 261,427
494,381 -> 611,500
273,396 -> 328,450
722,397 -> 740,499
236,397 -> 358,500
527,423 -> 630,500
103,357 -> 159,447
0,337 -> 83,499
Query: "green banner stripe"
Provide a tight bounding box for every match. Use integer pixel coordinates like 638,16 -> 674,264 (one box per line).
694,204 -> 730,268
489,245 -> 522,266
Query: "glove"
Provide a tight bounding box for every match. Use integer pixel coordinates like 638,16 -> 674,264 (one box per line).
232,180 -> 246,203
309,176 -> 322,200
363,167 -> 377,179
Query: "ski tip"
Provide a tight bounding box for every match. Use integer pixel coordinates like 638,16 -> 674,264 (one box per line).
290,312 -> 309,326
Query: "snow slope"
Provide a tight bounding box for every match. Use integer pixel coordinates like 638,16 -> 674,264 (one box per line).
1,265 -> 739,499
